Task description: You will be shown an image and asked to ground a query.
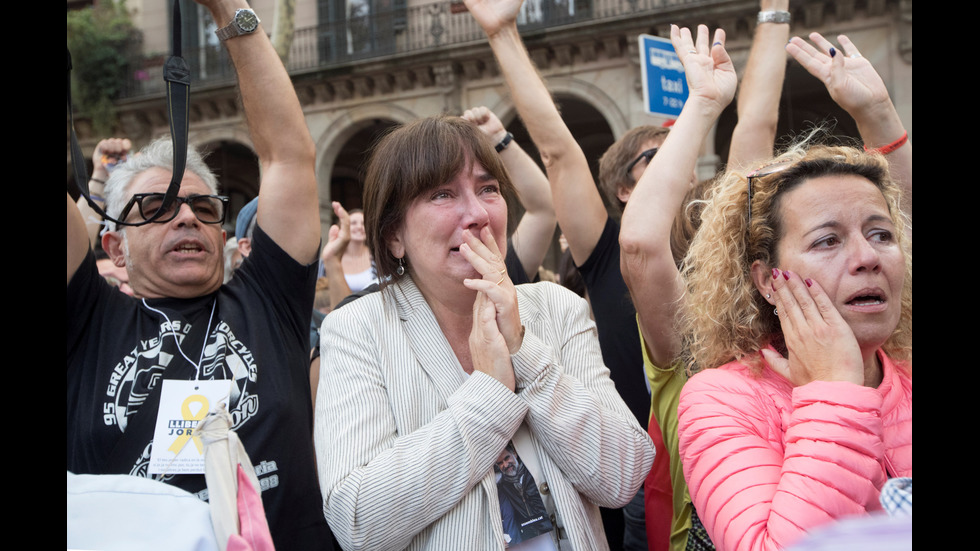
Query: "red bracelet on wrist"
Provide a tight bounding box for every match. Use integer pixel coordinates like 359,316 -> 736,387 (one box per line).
864,130 -> 908,155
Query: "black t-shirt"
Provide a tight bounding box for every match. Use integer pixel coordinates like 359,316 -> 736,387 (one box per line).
505,238 -> 534,285
67,225 -> 332,550
575,217 -> 649,430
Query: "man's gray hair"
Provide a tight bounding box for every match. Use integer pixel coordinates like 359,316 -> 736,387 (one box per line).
103,137 -> 219,231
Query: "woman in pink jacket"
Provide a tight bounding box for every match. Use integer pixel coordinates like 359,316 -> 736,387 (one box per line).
674,36 -> 912,551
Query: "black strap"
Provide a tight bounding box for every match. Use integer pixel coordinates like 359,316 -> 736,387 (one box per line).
68,0 -> 190,227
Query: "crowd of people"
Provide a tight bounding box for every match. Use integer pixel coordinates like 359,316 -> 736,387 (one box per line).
67,0 -> 911,550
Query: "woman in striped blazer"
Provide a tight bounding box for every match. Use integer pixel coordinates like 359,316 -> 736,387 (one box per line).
314,116 -> 656,550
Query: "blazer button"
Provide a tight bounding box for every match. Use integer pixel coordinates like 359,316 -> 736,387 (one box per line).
539,482 -> 549,494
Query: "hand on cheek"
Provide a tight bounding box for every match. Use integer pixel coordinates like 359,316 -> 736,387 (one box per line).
762,269 -> 864,386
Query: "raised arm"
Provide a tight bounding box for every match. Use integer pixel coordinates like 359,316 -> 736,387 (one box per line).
197,0 -> 319,263
620,25 -> 736,368
463,106 -> 556,278
463,0 -> 606,265
787,32 -> 911,216
76,138 -> 132,247
320,201 -> 354,307
727,0 -> 790,171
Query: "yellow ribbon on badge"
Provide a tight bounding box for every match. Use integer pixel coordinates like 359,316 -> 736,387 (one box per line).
168,394 -> 209,455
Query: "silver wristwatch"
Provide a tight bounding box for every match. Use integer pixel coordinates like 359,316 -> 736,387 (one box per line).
215,8 -> 261,41
757,10 -> 791,24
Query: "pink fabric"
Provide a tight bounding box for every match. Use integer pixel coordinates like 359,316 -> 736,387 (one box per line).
227,464 -> 275,551
677,349 -> 911,551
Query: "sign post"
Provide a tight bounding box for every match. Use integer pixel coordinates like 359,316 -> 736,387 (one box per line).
639,34 -> 688,118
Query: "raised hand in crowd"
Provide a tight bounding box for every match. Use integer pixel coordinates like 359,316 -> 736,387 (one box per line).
787,32 -> 911,213
727,0 -> 790,170
77,138 -> 133,247
465,0 -> 605,267
321,201 -> 354,308
462,106 -> 556,280
621,22 -> 735,369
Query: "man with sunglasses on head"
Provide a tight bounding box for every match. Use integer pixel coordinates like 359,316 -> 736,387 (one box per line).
66,1 -> 331,549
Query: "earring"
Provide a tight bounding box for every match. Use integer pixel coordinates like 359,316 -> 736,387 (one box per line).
774,307 -> 778,316
766,293 -> 771,299
396,257 -> 405,276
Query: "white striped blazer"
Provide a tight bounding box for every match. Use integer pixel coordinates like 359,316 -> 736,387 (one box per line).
314,276 -> 655,550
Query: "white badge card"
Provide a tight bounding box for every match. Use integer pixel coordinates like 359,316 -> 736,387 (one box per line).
148,379 -> 232,475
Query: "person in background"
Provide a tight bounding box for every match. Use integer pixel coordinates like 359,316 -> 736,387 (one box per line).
222,236 -> 242,283
76,137 -> 132,247
335,209 -> 378,293
620,22 -> 738,551
624,1 -> 794,546
462,105 -> 557,284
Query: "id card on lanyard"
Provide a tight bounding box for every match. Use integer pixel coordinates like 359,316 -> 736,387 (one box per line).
148,379 -> 232,475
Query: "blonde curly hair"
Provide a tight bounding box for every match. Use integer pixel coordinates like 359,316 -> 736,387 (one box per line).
678,144 -> 912,374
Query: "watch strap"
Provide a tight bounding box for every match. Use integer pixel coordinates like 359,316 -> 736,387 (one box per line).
495,132 -> 514,153
758,10 -> 791,24
216,9 -> 260,42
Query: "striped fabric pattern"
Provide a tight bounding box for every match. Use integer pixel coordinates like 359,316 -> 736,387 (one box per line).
314,277 -> 655,551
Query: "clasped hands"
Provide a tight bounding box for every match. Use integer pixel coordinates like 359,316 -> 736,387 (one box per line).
461,227 -> 522,392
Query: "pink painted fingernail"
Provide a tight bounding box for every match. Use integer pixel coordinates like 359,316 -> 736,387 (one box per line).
805,278 -> 813,287
772,268 -> 779,279
782,270 -> 791,280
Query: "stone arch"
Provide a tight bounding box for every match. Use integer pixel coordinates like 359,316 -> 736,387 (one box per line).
541,76 -> 630,138
489,78 -> 622,177
189,129 -> 258,238
314,103 -> 419,239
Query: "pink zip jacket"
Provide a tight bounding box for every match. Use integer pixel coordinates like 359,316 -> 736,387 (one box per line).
677,349 -> 911,551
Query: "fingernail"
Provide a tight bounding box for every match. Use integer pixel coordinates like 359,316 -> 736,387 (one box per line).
805,278 -> 813,287
771,268 -> 779,279
829,47 -> 836,57
713,41 -> 721,47
782,270 -> 791,280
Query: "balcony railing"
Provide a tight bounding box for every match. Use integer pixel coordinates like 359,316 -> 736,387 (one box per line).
121,0 -> 709,98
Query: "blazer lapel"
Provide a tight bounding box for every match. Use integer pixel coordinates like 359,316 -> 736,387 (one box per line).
392,276 -> 466,404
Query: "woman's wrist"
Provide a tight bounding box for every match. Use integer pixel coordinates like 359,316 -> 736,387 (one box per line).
486,22 -> 522,47
854,104 -> 907,152
864,130 -> 908,155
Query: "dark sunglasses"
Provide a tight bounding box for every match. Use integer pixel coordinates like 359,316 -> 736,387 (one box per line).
625,147 -> 659,179
120,193 -> 229,225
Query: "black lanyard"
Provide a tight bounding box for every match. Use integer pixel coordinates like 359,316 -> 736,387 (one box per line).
68,0 -> 190,227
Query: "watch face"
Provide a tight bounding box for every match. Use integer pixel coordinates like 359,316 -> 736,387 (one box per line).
236,10 -> 259,32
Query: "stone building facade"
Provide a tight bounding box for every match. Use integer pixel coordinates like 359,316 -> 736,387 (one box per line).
70,0 -> 912,266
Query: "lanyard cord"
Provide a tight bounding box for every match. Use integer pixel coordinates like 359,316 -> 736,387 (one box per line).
141,297 -> 217,381
68,0 -> 190,227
